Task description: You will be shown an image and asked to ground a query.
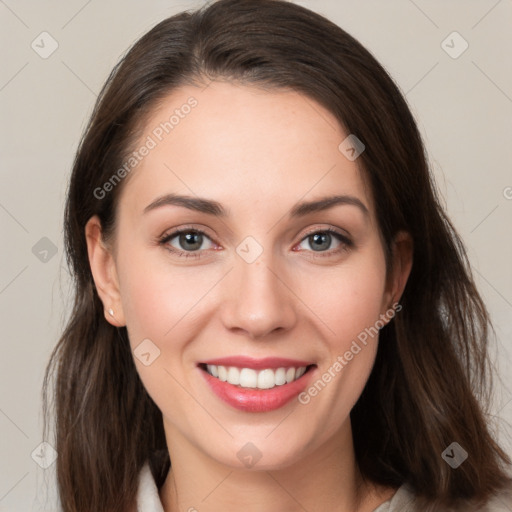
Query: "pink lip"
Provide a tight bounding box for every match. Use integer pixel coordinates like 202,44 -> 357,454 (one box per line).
198,361 -> 316,413
200,356 -> 314,370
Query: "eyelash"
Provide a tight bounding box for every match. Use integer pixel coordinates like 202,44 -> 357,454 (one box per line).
158,227 -> 217,260
157,226 -> 353,260
298,227 -> 353,258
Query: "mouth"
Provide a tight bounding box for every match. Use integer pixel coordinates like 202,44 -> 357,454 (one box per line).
198,357 -> 317,412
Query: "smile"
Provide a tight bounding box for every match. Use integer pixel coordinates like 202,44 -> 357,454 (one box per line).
198,357 -> 316,412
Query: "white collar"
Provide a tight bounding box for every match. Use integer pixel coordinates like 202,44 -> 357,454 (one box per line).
136,462 -> 165,512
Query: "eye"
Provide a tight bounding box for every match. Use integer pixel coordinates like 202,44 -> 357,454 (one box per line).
295,228 -> 352,255
159,229 -> 216,256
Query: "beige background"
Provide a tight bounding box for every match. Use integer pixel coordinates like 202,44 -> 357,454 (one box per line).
1,0 -> 511,510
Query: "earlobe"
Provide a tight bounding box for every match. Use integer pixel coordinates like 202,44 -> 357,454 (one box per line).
84,216 -> 126,327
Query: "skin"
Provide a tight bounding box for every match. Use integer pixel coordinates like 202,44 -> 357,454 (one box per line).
86,81 -> 413,512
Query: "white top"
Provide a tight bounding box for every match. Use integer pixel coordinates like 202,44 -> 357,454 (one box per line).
136,462 -> 512,511
136,463 -> 164,512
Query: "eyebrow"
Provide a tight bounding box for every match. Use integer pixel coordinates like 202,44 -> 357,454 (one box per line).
289,195 -> 369,217
143,194 -> 226,216
143,193 -> 369,218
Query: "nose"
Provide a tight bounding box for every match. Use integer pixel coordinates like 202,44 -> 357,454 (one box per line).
220,255 -> 297,339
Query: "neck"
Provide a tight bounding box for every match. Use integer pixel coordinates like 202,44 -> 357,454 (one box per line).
159,420 -> 394,512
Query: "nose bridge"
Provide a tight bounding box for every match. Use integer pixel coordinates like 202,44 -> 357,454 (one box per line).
221,247 -> 297,338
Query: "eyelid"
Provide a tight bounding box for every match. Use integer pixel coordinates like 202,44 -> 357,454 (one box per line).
299,224 -> 352,242
158,223 -> 216,240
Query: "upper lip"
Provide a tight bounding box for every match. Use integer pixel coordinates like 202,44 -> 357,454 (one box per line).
199,356 -> 315,370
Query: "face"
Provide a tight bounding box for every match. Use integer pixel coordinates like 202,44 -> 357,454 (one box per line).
87,81 -> 409,471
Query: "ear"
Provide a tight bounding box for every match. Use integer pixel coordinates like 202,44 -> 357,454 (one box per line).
85,215 -> 126,327
381,230 -> 413,316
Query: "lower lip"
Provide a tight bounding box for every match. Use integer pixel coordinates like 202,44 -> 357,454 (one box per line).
200,367 -> 314,412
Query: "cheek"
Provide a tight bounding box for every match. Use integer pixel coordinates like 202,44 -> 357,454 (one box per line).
116,247 -> 219,346
118,267 -> 173,346
298,244 -> 388,348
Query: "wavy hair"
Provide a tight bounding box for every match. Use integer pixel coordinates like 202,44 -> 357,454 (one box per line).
43,0 -> 511,510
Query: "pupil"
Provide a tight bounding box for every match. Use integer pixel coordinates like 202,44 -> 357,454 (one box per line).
310,232 -> 331,251
180,232 -> 202,251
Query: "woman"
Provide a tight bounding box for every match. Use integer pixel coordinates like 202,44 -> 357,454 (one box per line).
43,0 -> 512,510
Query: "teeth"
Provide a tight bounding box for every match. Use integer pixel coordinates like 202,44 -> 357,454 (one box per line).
285,367 -> 296,383
227,366 -> 240,385
258,369 -> 275,389
205,365 -> 308,389
239,368 -> 257,388
207,364 -> 218,378
275,367 -> 286,385
217,365 -> 227,382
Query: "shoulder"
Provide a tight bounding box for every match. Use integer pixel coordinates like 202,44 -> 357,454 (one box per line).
136,462 -> 165,512
372,484 -> 416,512
480,487 -> 512,511
373,484 -> 512,512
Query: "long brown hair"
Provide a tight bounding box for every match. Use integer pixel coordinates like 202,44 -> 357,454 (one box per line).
43,0 -> 511,510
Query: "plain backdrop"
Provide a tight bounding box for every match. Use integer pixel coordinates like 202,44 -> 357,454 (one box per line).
1,1 -> 511,510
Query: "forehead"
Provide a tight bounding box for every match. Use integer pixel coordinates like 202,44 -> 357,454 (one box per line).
119,81 -> 373,218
